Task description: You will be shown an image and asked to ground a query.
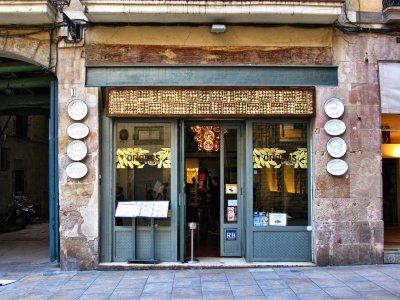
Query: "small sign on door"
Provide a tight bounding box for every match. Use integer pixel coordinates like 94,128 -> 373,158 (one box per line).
226,229 -> 237,241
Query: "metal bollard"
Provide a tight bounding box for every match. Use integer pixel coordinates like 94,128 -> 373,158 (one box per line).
188,222 -> 199,264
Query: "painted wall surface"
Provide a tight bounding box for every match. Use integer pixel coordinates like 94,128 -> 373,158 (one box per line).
86,26 -> 333,47
312,32 -> 400,265
348,0 -> 382,12
57,42 -> 100,270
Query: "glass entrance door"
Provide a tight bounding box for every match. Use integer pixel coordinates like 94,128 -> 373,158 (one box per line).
182,123 -> 242,259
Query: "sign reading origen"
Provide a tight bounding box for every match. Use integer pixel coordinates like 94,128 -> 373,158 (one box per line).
326,159 -> 348,176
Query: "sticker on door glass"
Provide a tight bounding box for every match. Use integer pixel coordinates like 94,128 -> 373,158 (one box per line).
227,207 -> 237,222
225,184 -> 238,194
225,229 -> 237,241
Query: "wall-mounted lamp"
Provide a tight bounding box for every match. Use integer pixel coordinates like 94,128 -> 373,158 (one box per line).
49,0 -> 71,12
382,144 -> 400,158
211,24 -> 226,34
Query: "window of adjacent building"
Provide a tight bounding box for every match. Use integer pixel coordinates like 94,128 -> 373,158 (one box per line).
115,122 -> 171,227
14,169 -> 25,194
15,115 -> 29,138
253,122 -> 308,227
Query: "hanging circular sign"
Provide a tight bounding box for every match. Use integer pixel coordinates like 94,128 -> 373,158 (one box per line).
327,137 -> 347,158
66,162 -> 88,179
326,159 -> 348,176
324,119 -> 346,136
67,123 -> 90,139
324,97 -> 344,119
67,99 -> 88,121
67,140 -> 88,161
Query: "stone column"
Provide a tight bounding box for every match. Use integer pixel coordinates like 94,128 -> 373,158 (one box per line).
312,31 -> 388,265
57,42 -> 100,270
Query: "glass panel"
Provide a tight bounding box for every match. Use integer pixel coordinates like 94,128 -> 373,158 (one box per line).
115,123 -> 171,227
224,128 -> 238,224
253,123 -> 308,227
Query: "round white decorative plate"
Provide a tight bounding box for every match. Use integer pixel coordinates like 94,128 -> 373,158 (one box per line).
324,97 -> 344,119
327,137 -> 347,158
67,99 -> 88,121
326,159 -> 348,176
66,162 -> 88,179
67,123 -> 90,139
324,119 -> 346,136
67,140 -> 88,161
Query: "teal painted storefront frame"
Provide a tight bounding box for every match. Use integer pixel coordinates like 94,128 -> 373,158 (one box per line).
87,65 -> 338,87
93,65 -> 337,263
245,119 -> 312,262
101,117 -> 178,262
49,81 -> 59,262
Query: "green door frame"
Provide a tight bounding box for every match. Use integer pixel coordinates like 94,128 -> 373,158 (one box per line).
180,121 -> 245,259
245,119 -> 312,262
101,118 -> 178,262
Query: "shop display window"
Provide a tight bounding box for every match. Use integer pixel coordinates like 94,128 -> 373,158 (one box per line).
115,122 -> 171,227
252,122 -> 308,226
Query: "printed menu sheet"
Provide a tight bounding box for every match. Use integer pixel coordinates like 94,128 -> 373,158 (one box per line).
115,201 -> 169,218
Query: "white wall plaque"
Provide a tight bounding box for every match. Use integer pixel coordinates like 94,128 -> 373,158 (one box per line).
324,97 -> 344,119
67,99 -> 88,121
67,140 -> 88,161
326,159 -> 348,176
66,162 -> 88,179
324,119 -> 346,136
327,137 -> 347,158
67,123 -> 90,139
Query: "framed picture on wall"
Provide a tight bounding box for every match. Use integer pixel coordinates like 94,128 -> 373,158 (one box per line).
225,184 -> 238,194
269,213 -> 287,226
280,124 -> 304,142
133,126 -> 164,145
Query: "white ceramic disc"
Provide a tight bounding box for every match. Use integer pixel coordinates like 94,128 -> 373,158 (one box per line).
324,97 -> 344,119
67,140 -> 88,161
67,123 -> 90,139
67,99 -> 88,121
66,162 -> 88,179
327,137 -> 347,158
326,159 -> 348,176
324,119 -> 346,136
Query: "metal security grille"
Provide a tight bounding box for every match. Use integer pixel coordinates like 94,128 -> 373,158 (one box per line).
383,0 -> 400,9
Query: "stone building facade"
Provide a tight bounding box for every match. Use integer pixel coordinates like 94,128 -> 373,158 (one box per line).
1,0 -> 399,270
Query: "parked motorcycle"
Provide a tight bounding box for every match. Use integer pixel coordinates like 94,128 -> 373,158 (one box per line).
0,194 -> 35,232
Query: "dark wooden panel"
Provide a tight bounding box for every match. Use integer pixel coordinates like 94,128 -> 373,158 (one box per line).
85,45 -> 332,66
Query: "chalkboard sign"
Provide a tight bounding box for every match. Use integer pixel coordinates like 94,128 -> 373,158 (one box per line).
115,201 -> 169,218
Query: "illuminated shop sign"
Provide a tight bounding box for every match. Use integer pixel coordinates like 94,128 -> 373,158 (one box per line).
116,147 -> 171,169
107,88 -> 315,117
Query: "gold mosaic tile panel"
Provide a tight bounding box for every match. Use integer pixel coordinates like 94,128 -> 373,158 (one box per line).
107,88 -> 314,116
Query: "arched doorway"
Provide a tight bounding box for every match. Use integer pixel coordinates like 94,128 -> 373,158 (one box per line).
0,57 -> 58,270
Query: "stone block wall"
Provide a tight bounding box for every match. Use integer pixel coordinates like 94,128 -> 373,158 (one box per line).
57,43 -> 100,271
312,31 -> 400,265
